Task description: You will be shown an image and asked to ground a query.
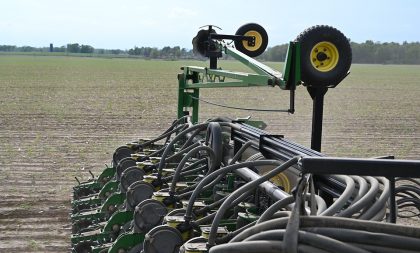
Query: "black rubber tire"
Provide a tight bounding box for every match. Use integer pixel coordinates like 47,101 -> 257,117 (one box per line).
296,25 -> 352,87
192,29 -> 216,57
234,23 -> 268,57
206,122 -> 223,169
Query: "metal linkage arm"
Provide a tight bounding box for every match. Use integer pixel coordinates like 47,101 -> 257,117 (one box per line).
178,42 -> 301,122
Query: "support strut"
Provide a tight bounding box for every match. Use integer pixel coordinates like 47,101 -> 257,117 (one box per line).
307,87 -> 328,152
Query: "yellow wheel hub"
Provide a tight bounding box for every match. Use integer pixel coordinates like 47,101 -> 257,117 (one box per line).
269,173 -> 291,193
242,30 -> 263,52
310,41 -> 339,72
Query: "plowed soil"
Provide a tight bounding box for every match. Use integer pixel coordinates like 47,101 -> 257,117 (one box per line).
0,55 -> 419,252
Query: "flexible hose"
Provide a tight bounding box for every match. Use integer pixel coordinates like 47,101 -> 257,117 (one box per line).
350,176 -> 368,203
163,165 -> 207,183
169,145 -> 216,196
207,157 -> 300,247
179,127 -> 205,150
229,141 -> 257,165
337,176 -> 379,218
157,122 -> 210,180
231,216 -> 420,243
240,228 -> 420,253
320,175 -> 355,216
194,190 -> 253,225
156,121 -> 234,179
257,194 -> 326,224
139,123 -> 188,148
359,177 -> 390,220
396,177 -> 420,187
165,142 -> 201,163
210,240 -> 332,253
257,196 -> 295,224
184,160 -> 284,223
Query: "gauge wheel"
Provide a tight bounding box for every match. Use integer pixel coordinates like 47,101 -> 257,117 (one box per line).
296,25 -> 352,87
234,23 -> 268,57
246,153 -> 297,193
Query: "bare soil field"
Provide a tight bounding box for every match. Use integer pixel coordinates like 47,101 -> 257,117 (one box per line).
0,55 -> 419,252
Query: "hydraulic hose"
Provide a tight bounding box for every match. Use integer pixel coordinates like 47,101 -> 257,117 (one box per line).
194,190 -> 253,226
169,145 -> 216,196
228,141 -> 258,165
179,128 -> 204,150
231,216 -> 420,243
257,196 -> 295,224
350,176 -> 368,203
156,121 -> 235,180
165,142 -> 201,163
257,194 -> 327,224
184,160 -> 284,223
337,176 -> 379,218
157,122 -> 210,180
320,175 -> 355,216
139,123 -> 188,148
210,240 -> 330,253
207,156 -> 300,247
244,229 -> 370,253
359,177 -> 390,220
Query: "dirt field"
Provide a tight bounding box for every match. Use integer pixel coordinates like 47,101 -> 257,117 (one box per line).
0,55 -> 419,252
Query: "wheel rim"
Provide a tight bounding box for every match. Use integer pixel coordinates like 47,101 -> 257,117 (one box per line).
269,173 -> 291,193
310,41 -> 339,72
242,30 -> 263,52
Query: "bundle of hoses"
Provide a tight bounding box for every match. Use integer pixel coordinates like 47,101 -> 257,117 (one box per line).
210,174 -> 420,253
229,122 -> 393,220
210,216 -> 420,253
395,177 -> 420,218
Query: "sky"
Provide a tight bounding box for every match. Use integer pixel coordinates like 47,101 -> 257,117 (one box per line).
1,0 -> 419,50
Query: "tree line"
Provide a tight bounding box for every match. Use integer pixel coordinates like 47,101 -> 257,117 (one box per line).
1,41 -> 419,64
127,46 -> 194,59
0,43 -> 125,55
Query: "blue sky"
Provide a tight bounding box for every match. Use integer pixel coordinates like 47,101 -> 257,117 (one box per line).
1,0 -> 419,49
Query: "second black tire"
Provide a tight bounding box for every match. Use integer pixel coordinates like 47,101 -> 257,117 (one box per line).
296,25 -> 352,87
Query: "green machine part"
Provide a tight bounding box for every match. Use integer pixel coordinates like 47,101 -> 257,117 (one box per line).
71,192 -> 125,222
103,232 -> 145,253
177,41 -> 301,123
71,210 -> 134,245
73,166 -> 116,197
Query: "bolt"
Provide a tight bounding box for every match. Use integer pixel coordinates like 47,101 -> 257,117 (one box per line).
324,48 -> 327,52
313,58 -> 316,62
315,49 -> 318,53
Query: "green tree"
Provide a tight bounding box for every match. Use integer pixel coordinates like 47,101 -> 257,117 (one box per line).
80,45 -> 94,53
67,43 -> 80,53
0,45 -> 16,52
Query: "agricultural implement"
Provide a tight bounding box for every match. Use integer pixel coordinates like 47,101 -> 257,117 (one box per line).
71,24 -> 420,253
